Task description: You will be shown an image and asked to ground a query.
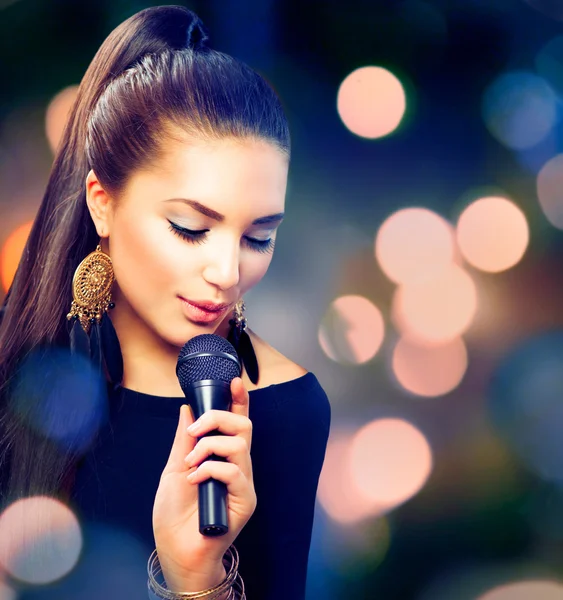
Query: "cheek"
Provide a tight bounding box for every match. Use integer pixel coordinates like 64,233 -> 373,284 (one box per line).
109,215 -> 186,303
240,252 -> 273,293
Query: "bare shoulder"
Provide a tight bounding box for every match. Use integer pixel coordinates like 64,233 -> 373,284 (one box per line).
243,328 -> 308,391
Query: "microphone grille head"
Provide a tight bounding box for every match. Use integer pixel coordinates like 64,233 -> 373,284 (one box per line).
176,334 -> 241,389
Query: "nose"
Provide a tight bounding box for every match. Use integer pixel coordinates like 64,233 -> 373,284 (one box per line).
202,238 -> 240,291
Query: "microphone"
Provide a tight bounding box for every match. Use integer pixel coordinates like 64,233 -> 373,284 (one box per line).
176,333 -> 241,537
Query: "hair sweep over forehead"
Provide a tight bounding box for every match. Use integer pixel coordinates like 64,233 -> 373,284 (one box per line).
87,10 -> 290,195
0,5 -> 290,504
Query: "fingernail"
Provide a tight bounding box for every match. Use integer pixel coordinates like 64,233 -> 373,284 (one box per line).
187,469 -> 197,481
184,451 -> 194,464
187,421 -> 200,434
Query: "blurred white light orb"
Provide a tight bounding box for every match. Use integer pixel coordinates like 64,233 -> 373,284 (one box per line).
393,264 -> 478,345
0,496 -> 82,584
456,196 -> 529,272
318,295 -> 385,364
375,207 -> 455,285
392,336 -> 468,397
317,432 -> 381,524
337,66 -> 406,139
349,418 -> 432,511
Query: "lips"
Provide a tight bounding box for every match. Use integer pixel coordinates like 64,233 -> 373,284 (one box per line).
179,297 -> 232,324
183,299 -> 231,312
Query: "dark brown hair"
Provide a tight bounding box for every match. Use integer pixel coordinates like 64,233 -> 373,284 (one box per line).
0,5 -> 290,504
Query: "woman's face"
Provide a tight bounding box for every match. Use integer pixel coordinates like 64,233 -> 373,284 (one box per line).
90,136 -> 288,350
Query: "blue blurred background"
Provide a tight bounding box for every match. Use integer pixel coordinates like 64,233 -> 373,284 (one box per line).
2,0 -> 563,598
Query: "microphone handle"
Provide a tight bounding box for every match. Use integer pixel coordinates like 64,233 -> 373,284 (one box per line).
186,380 -> 232,537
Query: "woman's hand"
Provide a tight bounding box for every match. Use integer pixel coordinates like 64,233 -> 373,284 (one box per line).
152,376 -> 256,592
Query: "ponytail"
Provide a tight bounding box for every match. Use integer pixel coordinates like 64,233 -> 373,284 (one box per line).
0,7 -> 215,504
0,5 -> 289,504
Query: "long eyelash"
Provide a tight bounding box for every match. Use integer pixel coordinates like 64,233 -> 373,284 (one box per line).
247,237 -> 275,254
168,221 -> 275,254
168,221 -> 207,245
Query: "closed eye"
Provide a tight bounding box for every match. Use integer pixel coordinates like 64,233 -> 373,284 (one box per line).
167,220 -> 275,254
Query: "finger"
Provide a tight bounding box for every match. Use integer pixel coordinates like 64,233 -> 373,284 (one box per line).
187,410 -> 252,447
184,435 -> 252,479
230,377 -> 250,419
161,404 -> 197,476
187,461 -> 255,503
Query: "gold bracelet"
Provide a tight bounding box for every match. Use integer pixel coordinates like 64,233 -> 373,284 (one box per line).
232,571 -> 246,600
147,545 -> 241,599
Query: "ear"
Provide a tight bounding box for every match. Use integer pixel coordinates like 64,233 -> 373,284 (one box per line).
85,169 -> 113,238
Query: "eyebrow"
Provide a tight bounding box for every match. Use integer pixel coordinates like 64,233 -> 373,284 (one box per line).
164,198 -> 285,225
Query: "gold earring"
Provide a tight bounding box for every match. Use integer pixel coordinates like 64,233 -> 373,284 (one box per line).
227,297 -> 259,384
67,244 -> 115,334
232,298 -> 247,333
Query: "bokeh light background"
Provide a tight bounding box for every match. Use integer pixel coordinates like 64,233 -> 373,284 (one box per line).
2,0 -> 563,598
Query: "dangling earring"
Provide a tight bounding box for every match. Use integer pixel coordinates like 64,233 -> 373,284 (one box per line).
227,298 -> 259,385
67,244 -> 123,385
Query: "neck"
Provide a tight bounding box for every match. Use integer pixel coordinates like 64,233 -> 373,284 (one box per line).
110,297 -> 234,397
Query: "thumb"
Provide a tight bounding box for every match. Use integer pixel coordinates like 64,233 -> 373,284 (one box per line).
230,376 -> 250,418
161,404 -> 197,475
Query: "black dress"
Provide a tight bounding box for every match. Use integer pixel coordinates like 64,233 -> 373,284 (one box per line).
59,372 -> 331,600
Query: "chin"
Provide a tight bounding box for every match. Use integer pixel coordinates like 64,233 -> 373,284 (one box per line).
164,323 -> 222,350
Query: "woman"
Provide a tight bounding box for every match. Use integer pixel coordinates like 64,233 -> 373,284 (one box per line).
0,5 -> 331,600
